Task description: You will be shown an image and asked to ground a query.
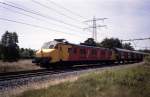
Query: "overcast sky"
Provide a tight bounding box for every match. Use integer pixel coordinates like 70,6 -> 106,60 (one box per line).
0,0 -> 150,50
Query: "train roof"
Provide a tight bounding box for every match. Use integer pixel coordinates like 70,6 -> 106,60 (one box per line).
115,48 -> 148,55
49,39 -> 150,55
52,39 -> 111,50
71,44 -> 111,50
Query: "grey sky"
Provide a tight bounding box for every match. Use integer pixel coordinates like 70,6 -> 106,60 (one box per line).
0,0 -> 150,50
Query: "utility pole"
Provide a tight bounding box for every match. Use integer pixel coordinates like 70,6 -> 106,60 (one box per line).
84,16 -> 107,41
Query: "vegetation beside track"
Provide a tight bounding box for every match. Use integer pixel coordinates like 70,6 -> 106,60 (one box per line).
144,55 -> 150,65
16,61 -> 150,97
0,60 -> 40,73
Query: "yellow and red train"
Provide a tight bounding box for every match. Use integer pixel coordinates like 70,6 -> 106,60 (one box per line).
32,39 -> 147,67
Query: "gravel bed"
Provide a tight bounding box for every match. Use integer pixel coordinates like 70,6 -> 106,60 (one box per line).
0,68 -> 99,91
0,62 -> 142,97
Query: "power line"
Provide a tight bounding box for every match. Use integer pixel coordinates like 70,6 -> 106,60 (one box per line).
121,37 -> 150,50
0,17 -> 62,33
46,0 -> 87,20
84,18 -> 108,22
121,37 -> 150,41
0,17 -> 83,37
0,6 -> 83,33
31,0 -> 82,22
84,17 -> 108,41
0,1 -> 83,30
138,46 -> 150,49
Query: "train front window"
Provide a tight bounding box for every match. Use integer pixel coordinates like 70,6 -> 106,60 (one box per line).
42,42 -> 55,49
49,45 -> 54,48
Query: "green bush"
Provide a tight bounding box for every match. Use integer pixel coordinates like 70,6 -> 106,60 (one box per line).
19,48 -> 35,59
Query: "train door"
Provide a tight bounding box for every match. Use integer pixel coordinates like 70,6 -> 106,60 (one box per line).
79,47 -> 86,60
107,50 -> 112,60
57,44 -> 63,61
101,49 -> 106,60
58,44 -> 72,61
68,46 -> 78,61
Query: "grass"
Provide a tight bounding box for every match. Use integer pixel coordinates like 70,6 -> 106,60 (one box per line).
16,63 -> 150,97
0,60 -> 40,73
144,55 -> 150,66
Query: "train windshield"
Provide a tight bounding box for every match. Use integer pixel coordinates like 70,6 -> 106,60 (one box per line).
42,41 -> 57,49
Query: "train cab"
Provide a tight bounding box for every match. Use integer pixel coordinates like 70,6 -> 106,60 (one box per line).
33,41 -> 58,64
33,39 -> 72,65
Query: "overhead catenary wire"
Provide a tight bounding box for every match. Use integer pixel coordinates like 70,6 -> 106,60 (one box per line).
121,37 -> 150,50
6,0 -> 87,25
31,0 -> 83,23
46,0 -> 87,20
121,37 -> 150,41
0,6 -> 84,33
0,17 -> 85,38
4,0 -> 90,29
138,46 -> 150,49
0,1 -> 83,30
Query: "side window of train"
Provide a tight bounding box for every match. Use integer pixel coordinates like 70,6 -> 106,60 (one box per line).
73,48 -> 77,54
91,49 -> 97,55
102,50 -> 105,56
80,49 -> 86,55
68,48 -> 77,54
68,48 -> 72,54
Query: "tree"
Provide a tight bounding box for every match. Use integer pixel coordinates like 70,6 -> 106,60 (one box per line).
100,38 -> 122,49
12,32 -> 18,43
1,31 -> 19,61
80,38 -> 97,46
19,48 -> 35,59
122,43 -> 134,50
81,37 -> 134,50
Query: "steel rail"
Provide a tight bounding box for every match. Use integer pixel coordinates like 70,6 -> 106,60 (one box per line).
0,62 -> 135,82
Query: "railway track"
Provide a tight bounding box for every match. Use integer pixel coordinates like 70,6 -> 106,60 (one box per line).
0,69 -> 60,82
0,62 -> 138,92
0,62 -> 142,97
0,67 -> 77,91
0,63 -> 113,82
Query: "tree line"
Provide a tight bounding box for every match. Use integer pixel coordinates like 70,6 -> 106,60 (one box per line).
81,38 -> 134,50
0,31 -> 149,62
81,38 -> 150,53
0,31 -> 35,61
